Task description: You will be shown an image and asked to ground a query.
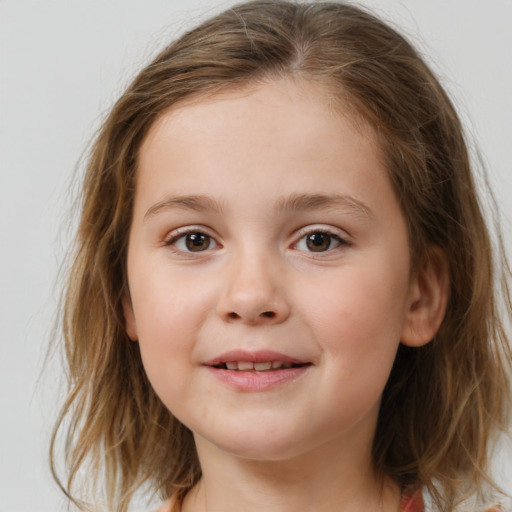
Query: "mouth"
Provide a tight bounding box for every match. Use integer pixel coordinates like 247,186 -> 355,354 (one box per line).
210,361 -> 310,372
203,350 -> 312,391
203,350 -> 312,373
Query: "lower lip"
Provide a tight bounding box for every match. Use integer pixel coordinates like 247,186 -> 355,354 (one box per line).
205,366 -> 311,391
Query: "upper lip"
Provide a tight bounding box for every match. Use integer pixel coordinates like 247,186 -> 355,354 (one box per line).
203,350 -> 309,366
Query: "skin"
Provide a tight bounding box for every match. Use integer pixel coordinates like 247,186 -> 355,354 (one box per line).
124,78 -> 448,512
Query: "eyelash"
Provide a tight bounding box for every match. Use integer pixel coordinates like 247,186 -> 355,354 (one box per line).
293,227 -> 350,254
164,226 -> 350,255
164,227 -> 220,254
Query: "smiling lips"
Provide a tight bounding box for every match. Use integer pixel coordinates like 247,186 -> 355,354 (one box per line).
204,350 -> 311,390
204,350 -> 309,370
218,361 -> 299,371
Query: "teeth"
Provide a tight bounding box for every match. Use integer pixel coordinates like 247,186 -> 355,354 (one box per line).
254,362 -> 272,371
222,361 -> 296,371
271,361 -> 292,369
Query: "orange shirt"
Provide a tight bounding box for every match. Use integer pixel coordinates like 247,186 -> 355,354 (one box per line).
400,491 -> 424,512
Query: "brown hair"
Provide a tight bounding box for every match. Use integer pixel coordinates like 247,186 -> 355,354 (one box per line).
51,1 -> 512,510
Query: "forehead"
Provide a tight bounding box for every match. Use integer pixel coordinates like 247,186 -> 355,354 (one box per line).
135,78 -> 394,217
140,76 -> 381,165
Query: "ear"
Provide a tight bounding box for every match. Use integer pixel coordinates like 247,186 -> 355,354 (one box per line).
401,246 -> 450,347
122,294 -> 139,341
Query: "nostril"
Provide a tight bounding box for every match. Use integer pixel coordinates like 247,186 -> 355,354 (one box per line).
224,310 -> 278,321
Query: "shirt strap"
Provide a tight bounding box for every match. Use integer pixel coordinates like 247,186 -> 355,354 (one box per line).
399,490 -> 424,512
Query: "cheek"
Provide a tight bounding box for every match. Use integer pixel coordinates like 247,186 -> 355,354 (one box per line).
128,270 -> 210,389
131,262 -> 213,337
301,261 -> 409,376
129,260 -> 234,404
308,263 -> 407,330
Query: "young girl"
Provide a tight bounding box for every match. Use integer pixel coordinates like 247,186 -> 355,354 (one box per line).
51,1 -> 512,511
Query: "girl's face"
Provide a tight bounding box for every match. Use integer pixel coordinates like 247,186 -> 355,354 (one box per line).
125,79 -> 421,462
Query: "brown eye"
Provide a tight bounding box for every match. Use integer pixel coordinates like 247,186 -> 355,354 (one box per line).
306,233 -> 331,252
295,231 -> 344,253
184,232 -> 212,252
169,231 -> 217,253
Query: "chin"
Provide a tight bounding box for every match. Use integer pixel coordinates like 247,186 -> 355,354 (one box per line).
195,424 -> 319,463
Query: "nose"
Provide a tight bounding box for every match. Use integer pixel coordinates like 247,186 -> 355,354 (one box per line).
216,252 -> 290,325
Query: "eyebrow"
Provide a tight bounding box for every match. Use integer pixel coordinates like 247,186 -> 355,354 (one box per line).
143,193 -> 374,221
144,195 -> 226,221
276,193 -> 375,220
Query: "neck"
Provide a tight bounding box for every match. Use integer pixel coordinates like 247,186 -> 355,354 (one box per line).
182,433 -> 400,512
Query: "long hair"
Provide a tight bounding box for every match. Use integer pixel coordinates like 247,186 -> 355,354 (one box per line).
51,2 -> 512,510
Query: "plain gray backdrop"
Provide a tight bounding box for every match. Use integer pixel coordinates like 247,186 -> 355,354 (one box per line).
1,1 -> 511,511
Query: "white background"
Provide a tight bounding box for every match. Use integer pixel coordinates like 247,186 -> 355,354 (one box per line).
1,1 -> 511,511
